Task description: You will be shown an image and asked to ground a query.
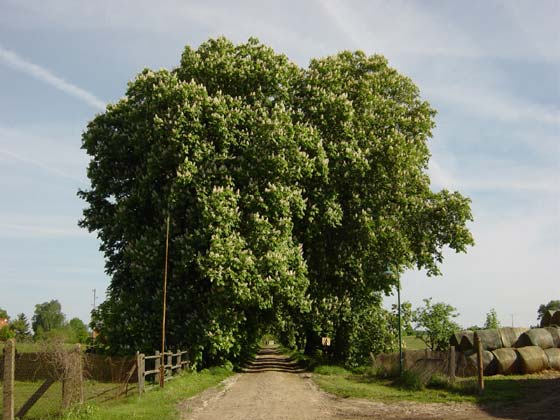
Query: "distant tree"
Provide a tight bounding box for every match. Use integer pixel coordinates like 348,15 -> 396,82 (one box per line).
413,298 -> 460,351
32,300 -> 65,339
0,326 -> 14,340
484,308 -> 501,329
0,307 -> 8,319
10,313 -> 31,340
537,300 -> 560,321
67,318 -> 89,344
392,301 -> 414,336
467,325 -> 482,331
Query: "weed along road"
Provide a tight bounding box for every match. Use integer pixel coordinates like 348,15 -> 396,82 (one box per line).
179,345 -> 560,420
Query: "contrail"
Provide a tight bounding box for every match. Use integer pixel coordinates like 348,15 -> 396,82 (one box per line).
0,45 -> 106,110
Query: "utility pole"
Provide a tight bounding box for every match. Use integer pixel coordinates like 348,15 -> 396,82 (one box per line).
510,313 -> 514,327
160,215 -> 170,388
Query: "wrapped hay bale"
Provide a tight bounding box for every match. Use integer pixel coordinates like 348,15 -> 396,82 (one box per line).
544,348 -> 560,370
459,331 -> 475,352
475,329 -> 503,351
450,331 -> 462,348
515,328 -> 554,349
552,311 -> 560,327
467,350 -> 498,376
544,326 -> 560,348
516,346 -> 548,374
540,310 -> 555,327
451,331 -> 473,349
492,348 -> 519,375
499,327 -> 527,348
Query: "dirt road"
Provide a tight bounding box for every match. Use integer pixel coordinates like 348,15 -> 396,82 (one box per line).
179,345 -> 559,420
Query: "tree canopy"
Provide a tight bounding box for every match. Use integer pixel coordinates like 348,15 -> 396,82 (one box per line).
80,37 -> 473,364
538,300 -> 560,320
484,308 -> 501,329
413,298 -> 460,351
32,300 -> 66,339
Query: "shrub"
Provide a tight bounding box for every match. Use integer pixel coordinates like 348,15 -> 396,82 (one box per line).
395,370 -> 424,391
313,365 -> 350,376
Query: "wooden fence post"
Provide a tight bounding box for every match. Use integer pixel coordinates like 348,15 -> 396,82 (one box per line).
136,352 -> 145,396
166,353 -> 172,378
154,351 -> 160,385
177,350 -> 182,372
75,344 -> 84,404
62,344 -> 84,408
2,338 -> 15,420
448,346 -> 456,381
475,334 -> 484,394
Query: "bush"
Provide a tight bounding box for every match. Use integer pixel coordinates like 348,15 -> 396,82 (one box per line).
427,374 -> 450,389
394,370 -> 424,391
313,365 -> 350,376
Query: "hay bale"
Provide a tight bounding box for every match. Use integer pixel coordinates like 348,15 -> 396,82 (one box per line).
492,348 -> 519,375
515,328 -> 554,349
459,331 -> 475,352
544,326 -> 560,348
475,329 -> 503,351
467,350 -> 498,376
552,311 -> 560,327
541,310 -> 555,327
516,346 -> 548,374
544,348 -> 560,371
498,327 -> 527,348
450,332 -> 462,348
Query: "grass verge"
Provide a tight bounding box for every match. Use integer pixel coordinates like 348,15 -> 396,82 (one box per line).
13,366 -> 233,420
312,368 -> 535,405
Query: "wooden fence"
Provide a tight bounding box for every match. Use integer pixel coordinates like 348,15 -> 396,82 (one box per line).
136,350 -> 189,395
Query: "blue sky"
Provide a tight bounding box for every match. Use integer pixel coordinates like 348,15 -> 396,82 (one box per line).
0,0 -> 558,329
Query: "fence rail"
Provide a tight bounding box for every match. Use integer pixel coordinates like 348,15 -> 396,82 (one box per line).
1,339 -> 191,419
136,350 -> 189,395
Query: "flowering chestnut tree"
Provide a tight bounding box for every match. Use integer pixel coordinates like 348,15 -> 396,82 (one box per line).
80,38 -> 473,365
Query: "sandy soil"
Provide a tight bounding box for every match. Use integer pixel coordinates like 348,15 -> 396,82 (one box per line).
179,346 -> 560,420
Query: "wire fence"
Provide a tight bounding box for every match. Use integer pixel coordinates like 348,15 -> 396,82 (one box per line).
1,339 -> 185,420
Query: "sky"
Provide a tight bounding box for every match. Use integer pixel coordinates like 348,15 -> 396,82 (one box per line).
0,0 -> 558,330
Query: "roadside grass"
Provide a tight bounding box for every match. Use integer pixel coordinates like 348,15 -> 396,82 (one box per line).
312,367 -> 535,405
0,366 -> 232,420
60,366 -> 233,420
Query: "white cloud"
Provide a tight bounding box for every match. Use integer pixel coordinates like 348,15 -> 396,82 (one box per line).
0,214 -> 87,238
0,45 -> 106,110
0,124 -> 87,183
429,153 -> 560,194
424,84 -> 560,126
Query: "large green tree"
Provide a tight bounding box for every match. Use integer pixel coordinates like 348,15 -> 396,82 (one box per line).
32,300 -> 66,339
80,37 -> 473,364
414,298 -> 460,351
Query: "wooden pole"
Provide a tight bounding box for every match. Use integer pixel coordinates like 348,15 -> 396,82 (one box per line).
154,350 -> 161,384
160,214 -> 170,388
2,338 -> 15,420
475,333 -> 484,394
448,346 -> 456,382
136,352 -> 145,396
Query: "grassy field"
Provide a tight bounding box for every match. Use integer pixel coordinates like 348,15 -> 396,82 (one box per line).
403,336 -> 428,350
0,341 -> 76,353
0,380 -> 118,419
312,365 -> 536,405
0,367 -> 232,420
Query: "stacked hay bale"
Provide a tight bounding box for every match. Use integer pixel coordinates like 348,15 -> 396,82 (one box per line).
450,324 -> 560,377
